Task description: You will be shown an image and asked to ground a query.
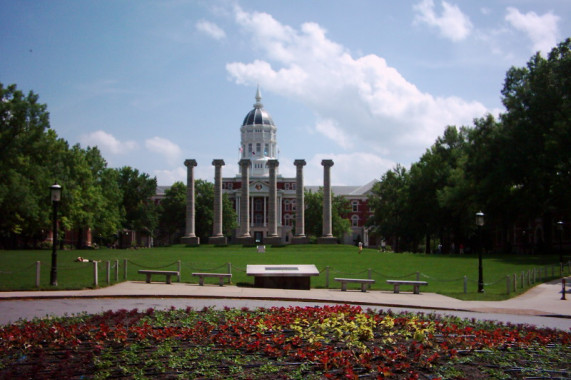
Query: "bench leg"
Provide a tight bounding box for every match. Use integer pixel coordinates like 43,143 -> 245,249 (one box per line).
166,275 -> 172,284
145,273 -> 152,283
198,277 -> 204,286
218,277 -> 224,287
413,285 -> 420,294
360,283 -> 367,292
341,282 -> 347,291
393,284 -> 400,293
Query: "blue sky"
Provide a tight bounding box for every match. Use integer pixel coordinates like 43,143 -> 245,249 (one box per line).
1,0 -> 569,186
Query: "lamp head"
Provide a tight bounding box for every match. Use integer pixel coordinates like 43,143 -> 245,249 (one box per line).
475,211 -> 485,227
50,183 -> 62,202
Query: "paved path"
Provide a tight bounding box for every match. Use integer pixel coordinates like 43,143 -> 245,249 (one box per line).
0,277 -> 569,329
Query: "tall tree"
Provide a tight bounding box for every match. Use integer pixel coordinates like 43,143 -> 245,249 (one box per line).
116,166 -> 159,236
0,83 -> 66,247
158,181 -> 186,245
500,38 -> 571,252
368,165 -> 411,252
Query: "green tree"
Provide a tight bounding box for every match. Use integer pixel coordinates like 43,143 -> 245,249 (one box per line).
304,188 -> 351,241
116,166 -> 159,238
158,181 -> 186,245
194,179 -> 236,242
0,83 -> 66,247
368,165 -> 411,252
500,38 -> 571,252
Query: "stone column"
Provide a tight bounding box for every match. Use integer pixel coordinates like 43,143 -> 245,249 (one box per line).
318,159 -> 337,244
181,159 -> 199,246
208,159 -> 227,245
236,159 -> 254,245
292,159 -> 309,244
265,159 -> 282,245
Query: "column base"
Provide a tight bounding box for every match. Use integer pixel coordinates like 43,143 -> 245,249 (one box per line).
208,236 -> 227,245
317,236 -> 338,244
235,236 -> 255,245
264,236 -> 283,245
291,236 -> 310,244
181,236 -> 200,246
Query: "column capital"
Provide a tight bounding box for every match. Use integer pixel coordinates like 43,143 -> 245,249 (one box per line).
212,159 -> 225,167
267,159 -> 279,168
239,158 -> 251,168
321,159 -> 334,167
294,159 -> 306,167
184,159 -> 197,167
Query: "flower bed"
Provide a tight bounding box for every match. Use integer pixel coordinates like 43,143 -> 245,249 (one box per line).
0,305 -> 569,379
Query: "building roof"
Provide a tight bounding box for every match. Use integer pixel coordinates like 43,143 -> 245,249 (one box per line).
242,87 -> 275,127
305,180 -> 378,197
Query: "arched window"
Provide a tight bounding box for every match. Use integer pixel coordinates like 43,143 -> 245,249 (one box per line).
351,215 -> 359,227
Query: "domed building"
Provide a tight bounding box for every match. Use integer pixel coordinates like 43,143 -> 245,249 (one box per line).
222,87 -> 299,244
219,88 -> 376,245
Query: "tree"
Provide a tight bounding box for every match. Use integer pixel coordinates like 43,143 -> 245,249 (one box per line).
304,188 -> 351,241
368,165 -> 411,252
0,83 -> 66,247
194,179 -> 236,242
158,181 -> 186,245
116,167 -> 159,237
500,38 -> 571,252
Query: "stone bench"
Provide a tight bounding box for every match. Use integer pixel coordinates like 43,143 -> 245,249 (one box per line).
386,280 -> 428,294
192,272 -> 232,286
334,277 -> 375,292
138,270 -> 179,284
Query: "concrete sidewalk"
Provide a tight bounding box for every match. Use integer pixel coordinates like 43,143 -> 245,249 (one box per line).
1,277 -> 569,318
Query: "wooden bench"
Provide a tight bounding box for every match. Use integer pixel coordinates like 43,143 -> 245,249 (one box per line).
138,270 -> 179,284
192,272 -> 232,286
386,280 -> 428,294
334,278 -> 375,292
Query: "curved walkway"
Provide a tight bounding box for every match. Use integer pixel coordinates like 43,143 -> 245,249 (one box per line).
0,277 -> 568,329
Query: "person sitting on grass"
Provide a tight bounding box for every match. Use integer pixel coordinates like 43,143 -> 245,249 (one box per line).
75,257 -> 100,263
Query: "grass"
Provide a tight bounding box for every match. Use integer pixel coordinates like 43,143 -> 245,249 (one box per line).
0,244 -> 568,300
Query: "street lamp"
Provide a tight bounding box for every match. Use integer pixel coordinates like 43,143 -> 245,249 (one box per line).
50,183 -> 62,286
557,220 -> 564,263
476,211 -> 485,293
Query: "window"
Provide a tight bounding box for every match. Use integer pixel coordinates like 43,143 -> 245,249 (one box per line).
284,183 -> 290,190
284,214 -> 293,226
264,144 -> 269,156
256,143 -> 261,154
352,200 -> 359,212
284,200 -> 292,212
351,215 -> 359,227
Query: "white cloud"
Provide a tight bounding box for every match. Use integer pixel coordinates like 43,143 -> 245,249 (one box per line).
153,167 -> 186,186
413,0 -> 473,42
304,153 -> 395,186
195,20 -> 226,40
226,7 -> 487,165
80,130 -> 138,155
315,119 -> 354,150
145,136 -> 182,166
505,7 -> 559,54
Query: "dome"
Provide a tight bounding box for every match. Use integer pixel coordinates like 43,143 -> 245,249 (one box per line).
241,87 -> 275,127
242,108 -> 275,127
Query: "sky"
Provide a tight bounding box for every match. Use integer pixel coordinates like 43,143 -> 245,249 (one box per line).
1,0 -> 569,186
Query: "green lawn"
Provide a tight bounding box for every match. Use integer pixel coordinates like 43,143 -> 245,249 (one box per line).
0,244 -> 567,300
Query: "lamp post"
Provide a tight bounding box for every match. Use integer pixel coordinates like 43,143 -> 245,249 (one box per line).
50,184 -> 62,286
476,211 -> 485,293
557,220 -> 564,264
